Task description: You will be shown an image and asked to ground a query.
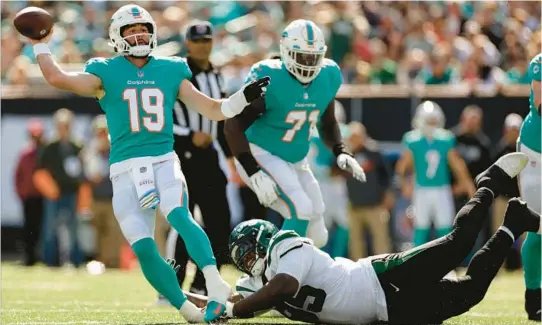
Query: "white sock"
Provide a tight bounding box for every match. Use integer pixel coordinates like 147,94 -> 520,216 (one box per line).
179,300 -> 203,323
498,226 -> 515,241
202,265 -> 221,284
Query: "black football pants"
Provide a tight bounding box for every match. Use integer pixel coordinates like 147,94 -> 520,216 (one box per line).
371,188 -> 515,324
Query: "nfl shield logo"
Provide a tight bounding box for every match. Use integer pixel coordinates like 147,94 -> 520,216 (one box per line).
531,161 -> 537,167
138,70 -> 144,78
140,167 -> 147,173
304,93 -> 309,100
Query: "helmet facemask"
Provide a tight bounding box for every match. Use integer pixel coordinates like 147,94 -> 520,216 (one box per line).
230,224 -> 273,277
281,45 -> 325,84
112,22 -> 156,58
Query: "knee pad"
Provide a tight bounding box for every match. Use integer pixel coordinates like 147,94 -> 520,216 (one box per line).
307,217 -> 328,248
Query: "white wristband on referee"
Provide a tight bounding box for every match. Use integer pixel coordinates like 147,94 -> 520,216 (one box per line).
33,43 -> 51,57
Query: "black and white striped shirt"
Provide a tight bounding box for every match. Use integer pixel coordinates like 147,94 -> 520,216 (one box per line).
172,57 -> 232,159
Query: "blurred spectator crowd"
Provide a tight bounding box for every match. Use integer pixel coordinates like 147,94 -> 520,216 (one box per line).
1,1 -> 541,89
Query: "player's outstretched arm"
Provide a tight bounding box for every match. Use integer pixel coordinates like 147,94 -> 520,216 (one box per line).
229,273 -> 298,319
224,97 -> 279,206
319,100 -> 366,182
29,34 -> 101,97
447,149 -> 476,197
178,77 -> 270,121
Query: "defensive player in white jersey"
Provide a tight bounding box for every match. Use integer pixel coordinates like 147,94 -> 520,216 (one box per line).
396,101 -> 475,246
518,53 -> 541,321
224,20 -> 365,249
21,4 -> 270,322
179,153 -> 541,324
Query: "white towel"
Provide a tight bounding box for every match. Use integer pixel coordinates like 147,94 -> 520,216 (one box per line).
131,162 -> 160,210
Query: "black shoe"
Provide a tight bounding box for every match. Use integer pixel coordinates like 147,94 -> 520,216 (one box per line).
475,153 -> 528,197
503,198 -> 542,237
525,288 -> 541,321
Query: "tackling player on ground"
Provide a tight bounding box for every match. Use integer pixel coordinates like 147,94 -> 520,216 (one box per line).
21,4 -> 270,322
224,19 -> 365,249
519,52 -> 541,321
186,152 -> 540,324
396,101 -> 475,246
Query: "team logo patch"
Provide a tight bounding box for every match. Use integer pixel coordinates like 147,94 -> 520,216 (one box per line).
140,167 -> 147,173
131,7 -> 142,18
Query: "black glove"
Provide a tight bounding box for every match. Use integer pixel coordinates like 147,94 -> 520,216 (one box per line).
243,76 -> 271,102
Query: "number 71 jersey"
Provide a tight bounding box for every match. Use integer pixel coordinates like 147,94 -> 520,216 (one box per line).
85,56 -> 192,164
245,59 -> 342,163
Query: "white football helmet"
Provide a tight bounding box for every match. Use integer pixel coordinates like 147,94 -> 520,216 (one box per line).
412,101 -> 445,137
108,4 -> 157,57
280,19 -> 327,84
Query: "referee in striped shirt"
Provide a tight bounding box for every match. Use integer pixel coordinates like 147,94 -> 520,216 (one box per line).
164,20 -> 232,298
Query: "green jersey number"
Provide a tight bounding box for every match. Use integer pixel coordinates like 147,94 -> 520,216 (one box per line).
123,88 -> 165,133
275,285 -> 326,323
282,110 -> 320,142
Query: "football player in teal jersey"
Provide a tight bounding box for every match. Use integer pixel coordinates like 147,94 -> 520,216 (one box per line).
396,101 -> 475,247
519,53 -> 541,321
224,20 -> 366,249
23,4 -> 270,323
309,100 -> 350,258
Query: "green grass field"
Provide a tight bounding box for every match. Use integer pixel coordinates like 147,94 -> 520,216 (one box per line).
1,263 -> 535,325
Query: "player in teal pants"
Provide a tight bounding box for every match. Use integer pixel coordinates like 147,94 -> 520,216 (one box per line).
224,19 -> 366,249
23,4 -> 270,322
519,53 -> 541,321
397,101 -> 475,247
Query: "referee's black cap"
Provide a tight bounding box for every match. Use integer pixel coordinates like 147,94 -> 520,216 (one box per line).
185,21 -> 213,41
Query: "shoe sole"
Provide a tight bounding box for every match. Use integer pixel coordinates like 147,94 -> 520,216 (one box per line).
494,152 -> 529,178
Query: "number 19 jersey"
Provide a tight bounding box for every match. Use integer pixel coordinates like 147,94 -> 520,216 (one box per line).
236,231 -> 388,324
402,129 -> 455,187
85,56 -> 192,164
244,59 -> 342,163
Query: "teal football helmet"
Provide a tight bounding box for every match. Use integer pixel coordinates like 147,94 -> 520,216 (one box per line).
229,219 -> 278,276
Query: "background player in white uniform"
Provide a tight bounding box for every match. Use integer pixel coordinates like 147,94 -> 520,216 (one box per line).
396,101 -> 475,246
224,20 -> 365,249
215,153 -> 540,325
22,4 -> 269,322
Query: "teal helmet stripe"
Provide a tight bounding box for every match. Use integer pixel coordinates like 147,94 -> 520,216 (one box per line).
306,22 -> 314,46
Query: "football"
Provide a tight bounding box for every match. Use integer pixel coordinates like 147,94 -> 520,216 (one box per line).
13,7 -> 53,40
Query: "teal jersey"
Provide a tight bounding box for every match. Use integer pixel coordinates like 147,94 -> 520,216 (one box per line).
244,59 -> 343,163
85,56 -> 192,164
403,129 -> 455,187
519,53 -> 541,153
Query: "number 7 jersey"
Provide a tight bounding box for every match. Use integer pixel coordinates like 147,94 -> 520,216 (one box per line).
245,59 -> 342,163
85,56 -> 192,164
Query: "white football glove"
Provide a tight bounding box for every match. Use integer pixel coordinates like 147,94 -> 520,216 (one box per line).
337,153 -> 366,182
249,170 -> 279,206
220,77 -> 270,118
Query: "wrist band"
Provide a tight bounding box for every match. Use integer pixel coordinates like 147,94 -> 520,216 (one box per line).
237,152 -> 260,177
33,43 -> 51,57
332,143 -> 353,157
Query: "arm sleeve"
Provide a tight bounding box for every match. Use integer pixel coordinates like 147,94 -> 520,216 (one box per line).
216,121 -> 233,158
36,145 -> 50,170
401,133 -> 413,152
529,56 -> 542,82
84,58 -> 107,79
328,61 -> 344,95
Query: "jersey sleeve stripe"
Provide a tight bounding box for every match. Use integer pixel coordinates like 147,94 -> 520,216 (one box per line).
279,243 -> 304,259
236,286 -> 256,293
